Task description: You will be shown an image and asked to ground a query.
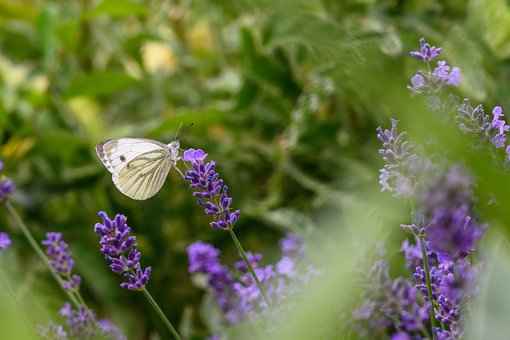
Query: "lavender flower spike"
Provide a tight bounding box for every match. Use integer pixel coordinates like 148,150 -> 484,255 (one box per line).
490,106 -> 510,148
376,119 -> 432,197
42,232 -> 82,291
409,38 -> 442,62
182,149 -> 240,230
94,211 -> 151,290
0,232 -> 11,250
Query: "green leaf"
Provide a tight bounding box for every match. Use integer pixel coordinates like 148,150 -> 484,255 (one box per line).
465,237 -> 510,339
240,27 -> 300,97
469,0 -> 510,59
64,71 -> 139,98
84,0 -> 147,19
444,25 -> 490,101
36,5 -> 58,72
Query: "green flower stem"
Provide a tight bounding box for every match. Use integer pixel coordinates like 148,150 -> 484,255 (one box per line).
5,201 -> 81,309
142,287 -> 182,340
228,228 -> 271,306
418,234 -> 437,340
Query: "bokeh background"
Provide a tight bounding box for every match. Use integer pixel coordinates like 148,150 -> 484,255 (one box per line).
2,0 -> 510,339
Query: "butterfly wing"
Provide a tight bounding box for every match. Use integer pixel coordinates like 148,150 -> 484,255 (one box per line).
96,138 -> 172,200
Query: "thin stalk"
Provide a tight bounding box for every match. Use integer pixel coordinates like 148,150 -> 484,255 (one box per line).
228,228 -> 271,306
141,287 -> 182,340
5,201 -> 81,308
75,291 -> 90,310
418,235 -> 437,340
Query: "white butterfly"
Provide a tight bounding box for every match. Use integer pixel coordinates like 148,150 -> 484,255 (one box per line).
96,138 -> 181,200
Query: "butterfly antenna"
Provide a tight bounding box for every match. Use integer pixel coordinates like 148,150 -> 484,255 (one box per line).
174,122 -> 183,141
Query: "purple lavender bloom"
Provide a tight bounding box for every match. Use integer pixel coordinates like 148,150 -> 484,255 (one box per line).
409,38 -> 442,62
435,328 -> 456,340
182,148 -> 240,230
391,332 -> 411,340
187,241 -> 239,322
59,303 -> 96,338
407,39 -> 461,96
98,319 -> 127,340
187,241 -> 221,273
447,67 -> 462,86
401,238 -> 422,270
421,167 -> 484,259
490,106 -> 509,148
409,73 -> 426,93
0,232 -> 12,250
42,233 -> 74,275
386,278 -> 429,332
0,160 -> 15,201
94,211 -> 151,291
42,232 -> 81,291
426,205 -> 483,258
376,119 -> 433,197
63,275 -> 81,291
276,257 -> 296,277
432,61 -> 461,86
234,252 -> 262,273
188,234 -> 309,326
353,259 -> 429,338
0,178 -> 15,201
280,233 -> 304,258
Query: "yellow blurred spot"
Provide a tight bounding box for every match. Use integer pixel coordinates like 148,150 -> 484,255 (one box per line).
67,96 -> 104,141
0,55 -> 29,89
1,137 -> 35,159
187,21 -> 215,54
141,41 -> 178,74
28,74 -> 49,93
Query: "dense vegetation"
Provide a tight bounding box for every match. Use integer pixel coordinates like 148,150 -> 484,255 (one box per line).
2,1 -> 510,339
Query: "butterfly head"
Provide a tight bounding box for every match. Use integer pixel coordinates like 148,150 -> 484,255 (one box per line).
168,140 -> 180,162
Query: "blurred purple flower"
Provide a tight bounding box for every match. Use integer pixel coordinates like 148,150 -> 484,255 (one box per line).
490,106 -> 510,148
94,211 -> 151,290
421,167 -> 484,259
98,319 -> 127,340
409,73 -> 426,93
280,233 -> 304,258
435,328 -> 456,340
42,232 -> 81,291
407,39 -> 461,96
0,160 -> 15,201
59,303 -> 96,338
401,238 -> 422,270
187,241 -> 221,273
0,232 -> 12,250
409,38 -> 442,62
353,260 -> 429,337
432,61 -> 461,86
392,331 -> 411,340
187,233 -> 309,326
234,252 -> 262,273
276,257 -> 296,277
182,148 -> 240,230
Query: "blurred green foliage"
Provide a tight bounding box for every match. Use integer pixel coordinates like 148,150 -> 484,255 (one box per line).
3,0 -> 510,339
